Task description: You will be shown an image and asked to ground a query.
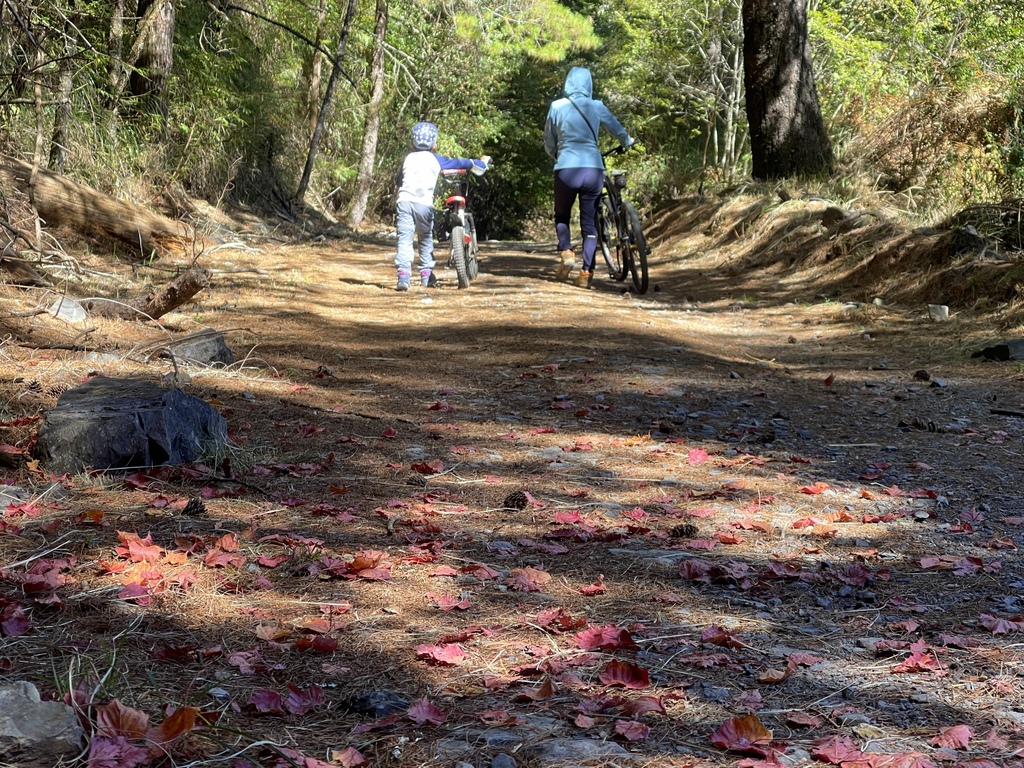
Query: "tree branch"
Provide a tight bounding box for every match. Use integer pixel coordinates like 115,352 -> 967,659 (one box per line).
207,1 -> 356,90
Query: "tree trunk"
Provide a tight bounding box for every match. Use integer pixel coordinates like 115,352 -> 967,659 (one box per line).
50,3 -> 78,173
305,0 -> 328,135
106,0 -> 128,136
348,0 -> 389,228
129,0 -> 175,128
294,0 -> 358,204
742,0 -> 832,179
0,154 -> 204,260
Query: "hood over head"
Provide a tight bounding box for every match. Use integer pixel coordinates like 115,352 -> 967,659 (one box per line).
563,67 -> 593,99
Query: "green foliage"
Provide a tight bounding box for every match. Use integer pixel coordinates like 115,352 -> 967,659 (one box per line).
0,0 -> 1021,235
810,0 -> 1024,210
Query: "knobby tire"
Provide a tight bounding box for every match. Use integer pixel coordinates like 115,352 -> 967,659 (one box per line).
450,225 -> 471,289
621,200 -> 649,294
464,214 -> 479,281
597,197 -> 622,280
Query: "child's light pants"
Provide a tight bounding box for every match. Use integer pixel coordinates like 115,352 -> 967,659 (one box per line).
395,201 -> 436,274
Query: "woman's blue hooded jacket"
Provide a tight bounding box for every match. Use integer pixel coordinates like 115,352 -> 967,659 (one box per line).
543,67 -> 632,171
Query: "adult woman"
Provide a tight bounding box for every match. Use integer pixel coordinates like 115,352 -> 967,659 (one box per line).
543,67 -> 634,287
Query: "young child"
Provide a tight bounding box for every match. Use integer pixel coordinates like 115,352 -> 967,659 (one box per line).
394,122 -> 490,291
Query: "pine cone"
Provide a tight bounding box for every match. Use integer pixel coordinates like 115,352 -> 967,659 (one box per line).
670,523 -> 699,538
182,498 -> 207,517
502,490 -> 531,510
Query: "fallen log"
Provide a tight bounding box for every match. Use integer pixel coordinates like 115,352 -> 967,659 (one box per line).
84,267 -> 210,321
0,154 -> 207,260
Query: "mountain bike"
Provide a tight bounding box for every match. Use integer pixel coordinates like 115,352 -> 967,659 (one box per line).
438,162 -> 487,289
596,146 -> 649,294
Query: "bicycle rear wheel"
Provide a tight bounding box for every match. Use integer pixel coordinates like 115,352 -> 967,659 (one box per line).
464,214 -> 479,280
450,225 -> 471,289
621,200 -> 649,294
597,197 -> 623,280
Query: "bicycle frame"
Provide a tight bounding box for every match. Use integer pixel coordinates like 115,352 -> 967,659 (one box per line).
596,146 -> 649,293
438,170 -> 480,289
442,173 -> 471,233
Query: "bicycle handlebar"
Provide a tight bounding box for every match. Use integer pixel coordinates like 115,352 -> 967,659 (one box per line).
602,141 -> 640,159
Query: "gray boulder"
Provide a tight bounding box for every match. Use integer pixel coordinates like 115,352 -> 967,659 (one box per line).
35,377 -> 228,474
164,329 -> 235,366
0,681 -> 83,765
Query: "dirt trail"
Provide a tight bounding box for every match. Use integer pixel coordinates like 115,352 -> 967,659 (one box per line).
3,212 -> 1024,766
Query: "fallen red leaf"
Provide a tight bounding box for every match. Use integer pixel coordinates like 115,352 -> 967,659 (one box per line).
249,689 -> 284,714
505,566 -> 551,592
621,696 -> 666,717
798,482 -> 829,495
146,706 -> 198,756
331,746 -> 369,767
688,448 -> 709,465
296,636 -> 339,653
416,643 -> 466,666
284,683 -> 326,715
427,592 -> 472,611
931,724 -> 973,749
94,699 -> 149,738
579,575 -> 606,595
599,660 -> 650,689
407,697 -> 447,725
812,735 -> 863,764
411,459 -> 445,475
979,613 -> 1024,634
785,711 -> 821,728
574,624 -> 638,651
614,719 -> 651,741
514,678 -> 557,701
710,714 -> 773,755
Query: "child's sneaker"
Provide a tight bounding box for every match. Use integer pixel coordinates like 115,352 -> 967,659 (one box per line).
421,270 -> 437,288
396,270 -> 411,291
555,249 -> 575,281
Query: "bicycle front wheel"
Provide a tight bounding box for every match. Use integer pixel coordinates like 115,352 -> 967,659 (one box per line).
450,225 -> 471,289
464,214 -> 479,280
597,197 -> 622,280
621,201 -> 649,294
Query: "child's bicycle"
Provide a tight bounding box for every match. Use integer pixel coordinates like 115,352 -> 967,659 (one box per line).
437,160 -> 489,289
596,146 -> 649,294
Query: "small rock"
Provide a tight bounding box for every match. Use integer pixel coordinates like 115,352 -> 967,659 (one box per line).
0,681 -> 84,764
930,377 -> 948,388
346,690 -> 409,717
492,753 -> 517,768
972,339 -> 1024,361
525,738 -> 633,765
779,747 -> 813,766
928,304 -> 950,322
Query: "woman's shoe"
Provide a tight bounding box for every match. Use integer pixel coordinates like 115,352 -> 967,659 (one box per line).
555,249 -> 575,281
574,270 -> 592,288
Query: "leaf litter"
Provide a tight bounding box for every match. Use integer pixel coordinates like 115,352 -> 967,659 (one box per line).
1,196 -> 1024,766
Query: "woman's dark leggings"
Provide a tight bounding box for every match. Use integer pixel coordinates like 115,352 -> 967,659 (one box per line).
554,167 -> 604,272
